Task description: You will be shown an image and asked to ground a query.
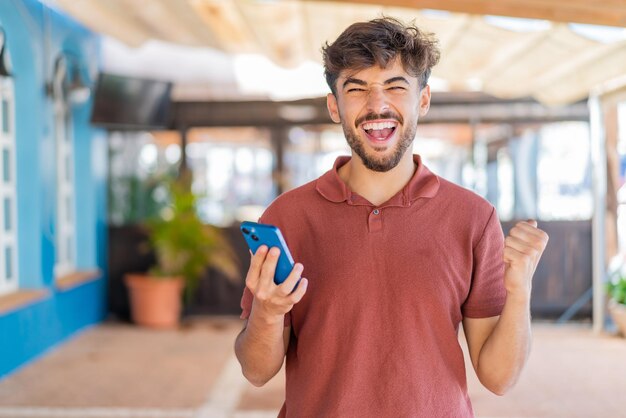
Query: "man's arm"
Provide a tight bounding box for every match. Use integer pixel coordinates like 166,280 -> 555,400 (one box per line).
234,245 -> 308,387
463,220 -> 548,395
235,320 -> 291,387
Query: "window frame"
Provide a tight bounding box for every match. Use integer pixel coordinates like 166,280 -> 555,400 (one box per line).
0,76 -> 19,295
51,60 -> 76,279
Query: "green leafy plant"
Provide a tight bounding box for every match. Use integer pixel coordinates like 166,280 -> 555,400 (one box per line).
146,179 -> 239,302
606,254 -> 626,306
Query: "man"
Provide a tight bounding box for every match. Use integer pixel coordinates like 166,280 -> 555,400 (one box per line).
235,17 -> 549,417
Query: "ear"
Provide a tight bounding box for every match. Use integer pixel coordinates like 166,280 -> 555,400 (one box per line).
327,93 -> 341,123
418,84 -> 431,117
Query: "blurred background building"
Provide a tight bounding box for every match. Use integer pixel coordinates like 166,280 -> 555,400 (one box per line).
1,0 -> 625,379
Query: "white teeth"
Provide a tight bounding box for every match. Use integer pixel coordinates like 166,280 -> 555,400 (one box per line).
363,121 -> 397,131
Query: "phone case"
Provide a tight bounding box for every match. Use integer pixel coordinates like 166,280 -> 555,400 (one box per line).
240,221 -> 295,284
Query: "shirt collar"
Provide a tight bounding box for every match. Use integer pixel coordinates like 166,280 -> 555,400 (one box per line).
315,154 -> 440,207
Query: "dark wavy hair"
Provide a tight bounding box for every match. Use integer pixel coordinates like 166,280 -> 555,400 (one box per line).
322,17 -> 440,94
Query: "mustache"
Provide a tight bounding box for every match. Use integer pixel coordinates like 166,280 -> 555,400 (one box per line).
355,112 -> 403,128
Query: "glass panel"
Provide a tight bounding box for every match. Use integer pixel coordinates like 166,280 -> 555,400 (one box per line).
537,122 -> 592,220
64,113 -> 71,143
617,102 -> 626,254
66,154 -> 72,183
66,195 -> 73,223
4,198 -> 10,232
5,247 -> 12,281
66,236 -> 73,264
2,99 -> 9,134
497,149 -> 514,221
2,148 -> 9,182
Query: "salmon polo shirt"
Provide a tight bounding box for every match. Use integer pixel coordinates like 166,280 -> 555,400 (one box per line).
240,155 -> 506,418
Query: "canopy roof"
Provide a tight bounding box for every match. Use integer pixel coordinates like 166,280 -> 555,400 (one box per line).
52,0 -> 626,105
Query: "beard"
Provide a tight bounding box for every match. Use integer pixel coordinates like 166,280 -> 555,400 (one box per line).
340,111 -> 417,172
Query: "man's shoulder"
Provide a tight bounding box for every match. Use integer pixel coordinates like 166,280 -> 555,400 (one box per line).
435,176 -> 494,214
432,176 -> 500,243
261,178 -> 321,221
275,178 -> 320,204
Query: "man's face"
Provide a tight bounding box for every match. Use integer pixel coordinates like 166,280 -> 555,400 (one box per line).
327,58 -> 431,172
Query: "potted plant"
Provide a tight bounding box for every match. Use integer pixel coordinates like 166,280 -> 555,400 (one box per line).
125,179 -> 239,328
607,253 -> 626,337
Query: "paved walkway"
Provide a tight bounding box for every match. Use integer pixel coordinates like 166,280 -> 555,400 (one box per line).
0,318 -> 624,418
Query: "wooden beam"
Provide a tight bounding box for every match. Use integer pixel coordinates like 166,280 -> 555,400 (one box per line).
172,97 -> 333,128
310,0 -> 626,27
171,93 -> 589,128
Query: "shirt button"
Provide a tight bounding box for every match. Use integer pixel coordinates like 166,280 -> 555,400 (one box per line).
373,209 -> 380,215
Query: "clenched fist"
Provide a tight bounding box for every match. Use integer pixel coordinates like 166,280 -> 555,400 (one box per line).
503,220 -> 549,297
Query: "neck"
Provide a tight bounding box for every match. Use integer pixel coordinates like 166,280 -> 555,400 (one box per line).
338,152 -> 417,206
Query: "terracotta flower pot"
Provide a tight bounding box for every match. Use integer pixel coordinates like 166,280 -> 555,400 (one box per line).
125,274 -> 185,329
608,299 -> 626,337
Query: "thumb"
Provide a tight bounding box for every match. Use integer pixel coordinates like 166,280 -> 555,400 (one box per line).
526,219 -> 538,228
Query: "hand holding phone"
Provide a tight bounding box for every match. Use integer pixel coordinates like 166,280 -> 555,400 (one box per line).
240,222 -> 308,324
240,221 -> 308,319
240,221 -> 296,285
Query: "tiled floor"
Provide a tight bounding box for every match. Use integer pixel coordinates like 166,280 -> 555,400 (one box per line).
0,318 -> 624,418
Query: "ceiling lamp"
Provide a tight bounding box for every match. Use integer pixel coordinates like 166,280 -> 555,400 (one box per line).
47,54 -> 91,105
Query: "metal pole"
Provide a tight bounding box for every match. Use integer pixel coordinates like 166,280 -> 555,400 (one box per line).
588,93 -> 607,333
178,126 -> 190,183
270,127 -> 288,196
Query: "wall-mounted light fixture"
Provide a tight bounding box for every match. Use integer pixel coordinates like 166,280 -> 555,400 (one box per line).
0,28 -> 12,78
46,54 -> 91,105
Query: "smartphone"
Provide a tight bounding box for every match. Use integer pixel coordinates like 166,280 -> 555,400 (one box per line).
240,221 -> 295,285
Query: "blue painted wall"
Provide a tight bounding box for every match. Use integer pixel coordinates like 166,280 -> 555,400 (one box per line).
0,0 -> 107,377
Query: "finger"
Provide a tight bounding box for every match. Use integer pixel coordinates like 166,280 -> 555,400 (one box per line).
245,245 -> 268,290
278,263 -> 304,296
259,246 -> 281,288
503,246 -> 525,265
521,221 -> 548,242
510,222 -> 541,237
504,235 -> 536,256
503,245 -> 537,268
509,222 -> 549,245
287,278 -> 308,305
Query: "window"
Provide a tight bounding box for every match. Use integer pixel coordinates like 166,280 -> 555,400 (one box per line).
108,129 -> 276,227
537,122 -> 592,220
0,76 -> 18,295
52,64 -> 76,278
187,129 -> 275,225
496,148 -> 515,221
617,102 -> 626,254
284,126 -> 349,190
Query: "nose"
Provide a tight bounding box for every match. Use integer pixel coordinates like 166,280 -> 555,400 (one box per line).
365,86 -> 390,114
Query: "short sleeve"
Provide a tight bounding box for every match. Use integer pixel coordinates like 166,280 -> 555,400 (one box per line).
462,207 -> 506,318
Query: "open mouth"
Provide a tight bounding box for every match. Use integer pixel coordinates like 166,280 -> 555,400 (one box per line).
361,121 -> 398,142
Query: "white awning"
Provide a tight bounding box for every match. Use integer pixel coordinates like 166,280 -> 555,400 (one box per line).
51,0 -> 626,105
